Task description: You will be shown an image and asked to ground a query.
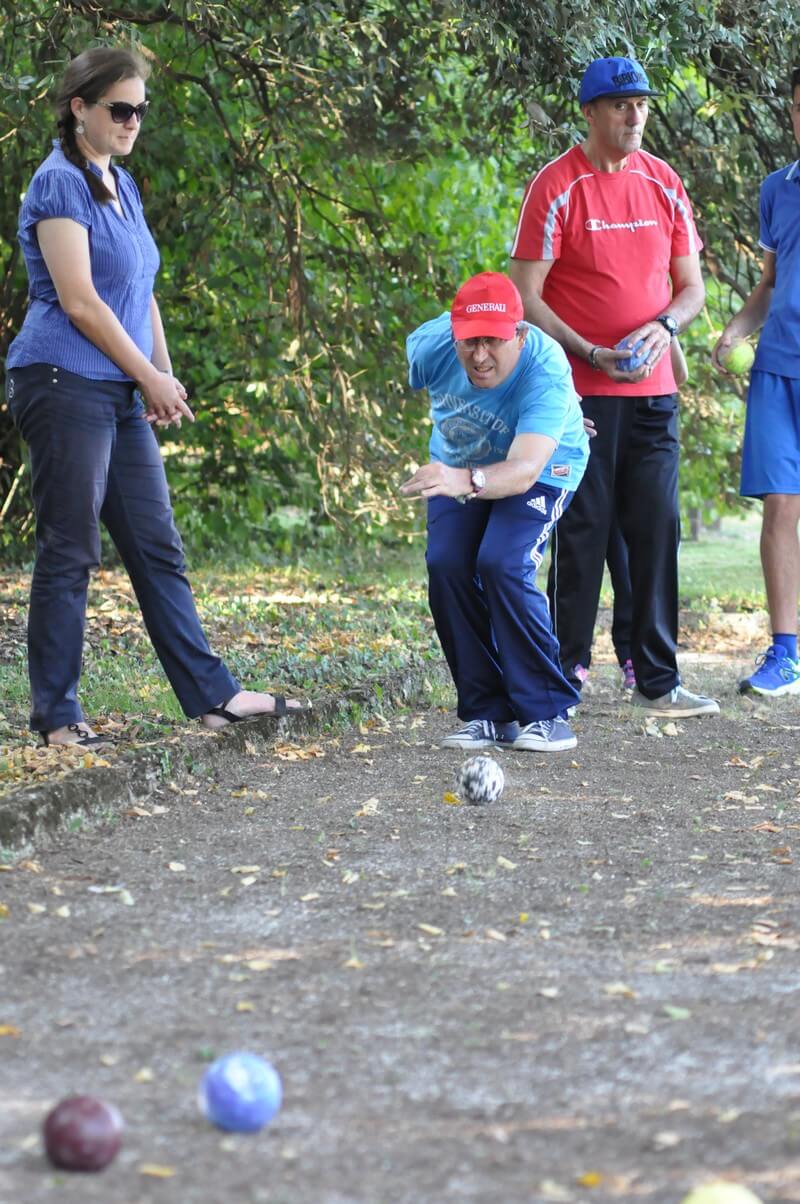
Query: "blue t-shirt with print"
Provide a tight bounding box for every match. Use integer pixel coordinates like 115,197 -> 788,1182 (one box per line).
755,161 -> 800,378
406,312 -> 589,491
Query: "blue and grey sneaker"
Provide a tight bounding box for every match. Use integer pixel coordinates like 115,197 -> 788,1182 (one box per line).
739,644 -> 800,696
512,716 -> 577,752
440,719 -> 520,750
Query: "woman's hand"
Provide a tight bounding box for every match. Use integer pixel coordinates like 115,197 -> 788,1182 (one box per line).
141,371 -> 194,427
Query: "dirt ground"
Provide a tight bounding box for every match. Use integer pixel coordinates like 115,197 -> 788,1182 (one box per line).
1,654 -> 799,1204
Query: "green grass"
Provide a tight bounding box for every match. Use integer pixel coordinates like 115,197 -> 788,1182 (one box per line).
0,515 -> 766,784
568,511 -> 763,611
0,547 -> 442,772
674,512 -> 763,609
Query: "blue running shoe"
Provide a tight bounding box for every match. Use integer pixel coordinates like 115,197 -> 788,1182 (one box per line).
739,644 -> 800,696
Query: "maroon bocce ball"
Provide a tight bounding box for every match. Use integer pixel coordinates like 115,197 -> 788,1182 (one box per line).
43,1095 -> 123,1171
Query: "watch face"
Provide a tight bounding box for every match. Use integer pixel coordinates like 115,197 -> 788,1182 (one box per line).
472,470 -> 486,490
660,315 -> 678,336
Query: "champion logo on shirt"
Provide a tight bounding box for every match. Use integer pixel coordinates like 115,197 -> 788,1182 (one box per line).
585,217 -> 658,233
527,495 -> 547,514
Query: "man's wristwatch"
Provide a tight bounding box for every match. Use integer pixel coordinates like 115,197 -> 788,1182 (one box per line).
466,468 -> 486,500
656,314 -> 679,339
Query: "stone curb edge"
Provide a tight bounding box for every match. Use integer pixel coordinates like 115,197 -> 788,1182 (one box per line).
0,663 -> 451,853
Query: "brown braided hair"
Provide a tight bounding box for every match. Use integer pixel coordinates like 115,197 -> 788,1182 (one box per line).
55,47 -> 150,205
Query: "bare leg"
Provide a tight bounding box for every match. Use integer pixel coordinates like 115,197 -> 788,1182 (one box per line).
200,690 -> 305,729
44,723 -> 112,748
761,494 -> 800,632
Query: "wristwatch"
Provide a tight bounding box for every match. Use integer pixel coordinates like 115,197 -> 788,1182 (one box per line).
466,468 -> 486,500
656,314 -> 678,339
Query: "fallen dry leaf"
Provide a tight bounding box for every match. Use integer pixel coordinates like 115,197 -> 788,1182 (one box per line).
417,923 -> 444,937
0,1024 -> 21,1037
539,1180 -> 572,1201
139,1164 -> 176,1178
167,862 -> 186,873
274,743 -> 325,761
604,981 -> 636,999
711,960 -> 760,973
18,859 -> 43,874
650,1131 -> 681,1151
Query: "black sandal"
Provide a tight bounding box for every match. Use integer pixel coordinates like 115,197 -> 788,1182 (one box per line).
40,723 -> 114,749
204,694 -> 308,723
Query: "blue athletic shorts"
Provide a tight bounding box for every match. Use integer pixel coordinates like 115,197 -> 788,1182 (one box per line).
741,369 -> 800,497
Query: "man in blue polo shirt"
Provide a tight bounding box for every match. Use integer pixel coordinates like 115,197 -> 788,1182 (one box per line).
714,66 -> 800,696
400,271 -> 589,751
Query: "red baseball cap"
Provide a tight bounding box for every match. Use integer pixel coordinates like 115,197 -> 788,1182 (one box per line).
450,272 -> 524,341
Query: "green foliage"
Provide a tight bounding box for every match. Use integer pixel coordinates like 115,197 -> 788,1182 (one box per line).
1,1 -> 800,553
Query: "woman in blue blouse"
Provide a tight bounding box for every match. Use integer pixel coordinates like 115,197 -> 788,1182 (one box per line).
6,47 -> 304,746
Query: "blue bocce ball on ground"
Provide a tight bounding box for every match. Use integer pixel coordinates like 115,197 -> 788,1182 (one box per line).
199,1052 -> 283,1132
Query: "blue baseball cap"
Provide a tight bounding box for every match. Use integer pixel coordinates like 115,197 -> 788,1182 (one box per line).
579,56 -> 658,105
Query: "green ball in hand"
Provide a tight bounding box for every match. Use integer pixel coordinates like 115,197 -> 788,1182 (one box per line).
723,341 -> 755,375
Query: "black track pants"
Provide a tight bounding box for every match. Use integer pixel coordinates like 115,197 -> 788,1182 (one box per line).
546,393 -> 680,700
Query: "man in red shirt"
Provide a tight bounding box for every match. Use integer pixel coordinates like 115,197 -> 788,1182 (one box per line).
509,55 -> 718,717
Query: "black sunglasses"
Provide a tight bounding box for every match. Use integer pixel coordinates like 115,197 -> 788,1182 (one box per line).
94,100 -> 150,124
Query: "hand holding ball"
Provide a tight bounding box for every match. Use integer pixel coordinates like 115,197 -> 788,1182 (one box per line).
680,1183 -> 763,1204
457,756 -> 504,805
615,337 -> 648,372
721,340 -> 755,375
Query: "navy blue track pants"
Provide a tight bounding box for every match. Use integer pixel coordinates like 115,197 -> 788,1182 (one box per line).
426,482 -> 578,725
7,363 -> 239,732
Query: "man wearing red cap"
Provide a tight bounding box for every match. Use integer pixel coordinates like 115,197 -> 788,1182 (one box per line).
509,55 -> 719,718
400,271 -> 589,752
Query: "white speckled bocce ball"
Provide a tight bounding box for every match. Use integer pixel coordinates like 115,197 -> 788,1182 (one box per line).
457,756 -> 505,805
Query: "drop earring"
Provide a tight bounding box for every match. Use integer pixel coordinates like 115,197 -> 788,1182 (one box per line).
75,122 -> 85,135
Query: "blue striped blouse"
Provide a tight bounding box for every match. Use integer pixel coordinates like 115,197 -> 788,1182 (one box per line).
6,143 -> 160,381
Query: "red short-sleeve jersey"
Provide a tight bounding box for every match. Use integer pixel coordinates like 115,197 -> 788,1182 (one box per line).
511,144 -> 703,396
